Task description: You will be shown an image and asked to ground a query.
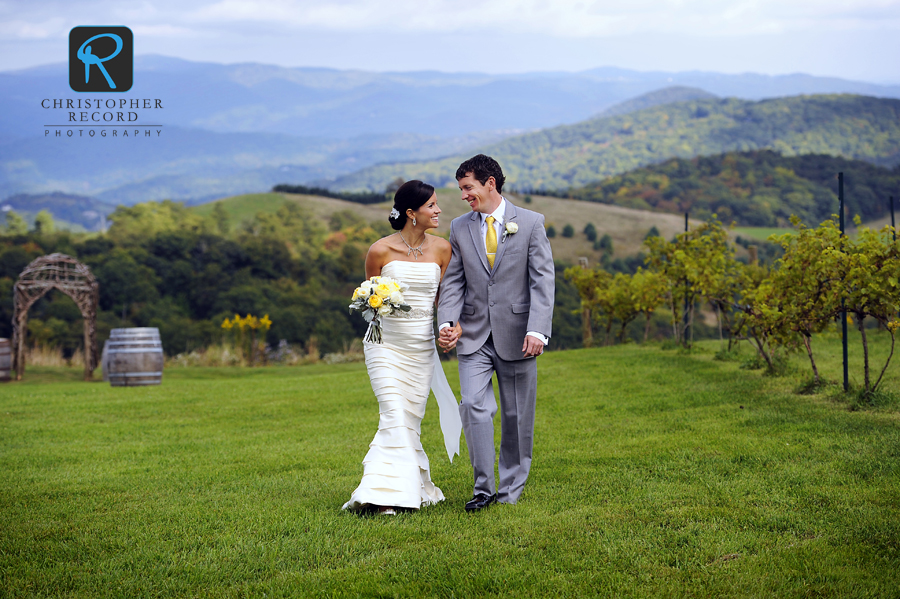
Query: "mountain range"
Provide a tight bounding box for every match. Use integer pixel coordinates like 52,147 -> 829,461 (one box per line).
327,94 -> 900,192
4,57 -> 900,206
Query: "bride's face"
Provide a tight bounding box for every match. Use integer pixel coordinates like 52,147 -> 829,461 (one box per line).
411,193 -> 441,229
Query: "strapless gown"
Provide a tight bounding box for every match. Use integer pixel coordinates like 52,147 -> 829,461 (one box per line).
343,260 -> 446,510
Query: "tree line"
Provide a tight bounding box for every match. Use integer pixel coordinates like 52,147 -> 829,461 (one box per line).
0,199 -> 585,360
566,216 -> 900,395
564,151 -> 900,227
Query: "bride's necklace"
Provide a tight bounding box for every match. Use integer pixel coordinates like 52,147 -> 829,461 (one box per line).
398,232 -> 426,260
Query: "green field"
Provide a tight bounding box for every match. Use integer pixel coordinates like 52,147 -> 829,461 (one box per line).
2,333 -> 898,597
733,227 -> 789,242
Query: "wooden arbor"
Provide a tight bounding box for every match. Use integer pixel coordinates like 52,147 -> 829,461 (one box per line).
12,254 -> 99,381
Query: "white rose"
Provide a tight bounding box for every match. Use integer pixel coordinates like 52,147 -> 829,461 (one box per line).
378,304 -> 392,315
357,285 -> 371,298
390,291 -> 404,305
505,222 -> 518,234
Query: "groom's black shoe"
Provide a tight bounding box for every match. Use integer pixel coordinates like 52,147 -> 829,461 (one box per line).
465,493 -> 497,512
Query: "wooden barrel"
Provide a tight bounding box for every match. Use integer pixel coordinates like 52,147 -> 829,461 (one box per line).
106,328 -> 164,387
0,338 -> 11,381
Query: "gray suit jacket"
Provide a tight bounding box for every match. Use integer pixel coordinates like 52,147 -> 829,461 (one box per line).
438,200 -> 555,362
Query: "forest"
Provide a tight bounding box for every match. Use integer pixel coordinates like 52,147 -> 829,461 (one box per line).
564,150 -> 900,226
0,199 -> 584,360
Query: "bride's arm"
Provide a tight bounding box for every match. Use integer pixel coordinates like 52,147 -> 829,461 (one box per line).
365,241 -> 388,279
436,237 -> 453,285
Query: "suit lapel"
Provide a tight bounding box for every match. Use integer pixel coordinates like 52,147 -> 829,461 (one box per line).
492,201 -> 518,274
467,211 -> 490,273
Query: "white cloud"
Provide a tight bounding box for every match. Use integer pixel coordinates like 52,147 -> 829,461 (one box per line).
130,24 -> 197,38
0,16 -> 68,39
0,0 -> 898,79
1,0 -> 898,40
183,0 -> 900,37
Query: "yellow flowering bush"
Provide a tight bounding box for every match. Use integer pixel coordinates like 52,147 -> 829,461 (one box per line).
220,313 -> 273,366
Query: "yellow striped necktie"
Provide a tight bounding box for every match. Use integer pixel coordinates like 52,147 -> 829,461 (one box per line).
485,215 -> 498,269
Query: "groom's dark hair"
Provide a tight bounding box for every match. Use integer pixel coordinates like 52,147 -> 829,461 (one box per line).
456,154 -> 505,193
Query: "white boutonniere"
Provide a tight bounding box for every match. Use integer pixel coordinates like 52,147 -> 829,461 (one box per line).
502,221 -> 518,242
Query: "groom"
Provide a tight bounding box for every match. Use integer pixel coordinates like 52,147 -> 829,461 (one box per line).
438,154 -> 555,511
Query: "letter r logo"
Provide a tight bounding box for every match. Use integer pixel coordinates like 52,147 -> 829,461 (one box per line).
69,26 -> 133,92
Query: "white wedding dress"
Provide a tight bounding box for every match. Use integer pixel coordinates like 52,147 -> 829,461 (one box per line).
343,260 -> 458,511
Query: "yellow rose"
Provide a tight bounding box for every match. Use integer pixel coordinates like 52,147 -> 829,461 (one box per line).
352,288 -> 360,300
389,281 -> 401,292
368,295 -> 383,308
375,283 -> 392,298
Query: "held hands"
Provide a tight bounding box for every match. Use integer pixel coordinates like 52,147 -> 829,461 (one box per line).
522,335 -> 544,358
439,323 -> 462,353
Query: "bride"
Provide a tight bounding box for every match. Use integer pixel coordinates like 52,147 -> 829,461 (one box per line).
342,180 -> 462,515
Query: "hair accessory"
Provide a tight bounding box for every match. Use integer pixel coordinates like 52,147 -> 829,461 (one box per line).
389,207 -> 400,220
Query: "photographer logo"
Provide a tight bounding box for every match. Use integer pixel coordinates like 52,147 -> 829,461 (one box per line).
69,26 -> 133,92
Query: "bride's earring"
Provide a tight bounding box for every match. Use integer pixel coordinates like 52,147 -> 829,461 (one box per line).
413,217 -> 417,226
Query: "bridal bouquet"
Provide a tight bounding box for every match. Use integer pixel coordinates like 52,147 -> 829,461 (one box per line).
349,276 -> 411,344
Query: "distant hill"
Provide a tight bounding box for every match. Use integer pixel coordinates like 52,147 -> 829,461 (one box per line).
1,192 -> 115,231
326,94 -> 900,192
596,86 -> 718,117
190,189 -> 705,265
5,56 -> 899,142
0,127 -> 502,204
566,150 -> 900,227
4,54 -> 900,204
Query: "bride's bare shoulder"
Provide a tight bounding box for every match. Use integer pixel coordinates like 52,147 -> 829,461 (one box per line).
366,234 -> 399,270
368,234 -> 399,255
431,235 -> 451,253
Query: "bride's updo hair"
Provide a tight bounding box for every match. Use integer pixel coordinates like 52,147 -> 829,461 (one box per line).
388,180 -> 435,230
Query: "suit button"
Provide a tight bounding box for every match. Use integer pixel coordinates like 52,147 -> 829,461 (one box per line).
489,281 -> 493,286
490,301 -> 495,306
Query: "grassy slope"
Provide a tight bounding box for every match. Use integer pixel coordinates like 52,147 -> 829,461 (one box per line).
193,190 -> 707,265
1,332 -> 898,597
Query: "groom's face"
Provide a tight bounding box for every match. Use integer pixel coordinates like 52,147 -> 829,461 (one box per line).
458,173 -> 495,214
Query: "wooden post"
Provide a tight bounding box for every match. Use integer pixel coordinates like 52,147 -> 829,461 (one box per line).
891,195 -> 896,241
892,196 -> 897,319
839,173 -> 849,392
579,257 -> 593,348
683,213 -> 690,347
82,319 -> 92,381
748,245 -> 758,265
14,313 -> 26,381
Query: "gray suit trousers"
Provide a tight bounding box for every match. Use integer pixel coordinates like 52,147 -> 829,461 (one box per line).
458,336 -> 537,504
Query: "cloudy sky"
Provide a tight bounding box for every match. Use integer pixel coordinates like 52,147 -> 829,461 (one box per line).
2,0 -> 899,82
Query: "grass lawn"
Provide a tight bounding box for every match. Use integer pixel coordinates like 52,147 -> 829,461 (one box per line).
1,333 -> 898,597
732,227 -> 789,243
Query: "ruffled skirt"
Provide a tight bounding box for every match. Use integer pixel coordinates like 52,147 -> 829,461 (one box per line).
342,313 -> 445,510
